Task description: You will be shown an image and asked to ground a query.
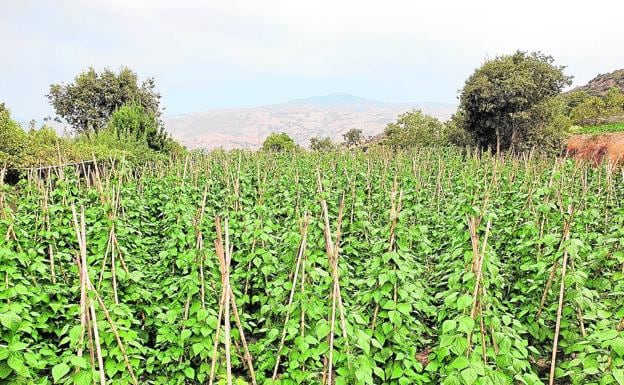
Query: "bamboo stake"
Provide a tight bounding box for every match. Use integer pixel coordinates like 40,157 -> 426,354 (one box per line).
72,206 -> 106,385
228,286 -> 257,385
547,205 -> 574,385
548,239 -> 570,385
223,218 -> 233,385
272,215 -> 309,379
536,209 -> 575,318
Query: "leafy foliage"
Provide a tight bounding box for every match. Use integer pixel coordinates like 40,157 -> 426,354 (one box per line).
458,51 -> 573,152
262,132 -> 297,152
309,136 -> 335,152
383,110 -> 465,148
47,67 -> 161,136
1,149 -> 623,385
0,104 -> 27,169
578,122 -> 624,135
107,102 -> 169,152
343,128 -> 364,147
564,88 -> 624,126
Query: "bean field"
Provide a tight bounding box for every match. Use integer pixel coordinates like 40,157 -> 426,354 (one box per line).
1,149 -> 623,385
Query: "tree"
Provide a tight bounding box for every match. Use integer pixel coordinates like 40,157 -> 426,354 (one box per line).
459,51 -> 573,152
383,110 -> 449,148
0,103 -> 27,168
343,128 -> 363,147
47,67 -> 161,136
107,102 -> 169,152
309,136 -> 335,152
262,132 -> 297,152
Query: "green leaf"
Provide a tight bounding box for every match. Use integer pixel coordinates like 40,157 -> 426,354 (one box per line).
73,370 -> 92,385
614,369 -> 624,385
391,364 -> 403,379
52,362 -> 70,383
192,343 -> 204,356
70,356 -> 88,369
449,356 -> 470,370
595,330 -> 618,341
460,367 -> 477,385
0,362 -> 12,379
8,352 -> 29,377
442,320 -> 457,334
0,312 -> 21,332
184,366 -> 195,379
316,321 -> 331,339
457,316 -> 475,334
397,303 -> 412,315
611,338 -> 624,357
457,295 -> 473,310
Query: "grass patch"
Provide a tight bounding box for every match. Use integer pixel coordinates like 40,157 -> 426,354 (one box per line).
579,122 -> 624,134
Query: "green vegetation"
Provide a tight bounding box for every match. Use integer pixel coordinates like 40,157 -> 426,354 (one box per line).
262,132 -> 297,152
1,149 -> 623,385
383,110 -> 473,148
107,102 -> 170,152
342,128 -> 364,147
564,88 -> 624,126
458,51 -> 572,153
1,69 -> 183,179
309,136 -> 335,152
47,67 -> 161,136
0,104 -> 178,175
578,122 -> 624,135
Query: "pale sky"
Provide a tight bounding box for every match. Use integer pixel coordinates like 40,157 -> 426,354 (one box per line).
1,0 -> 623,120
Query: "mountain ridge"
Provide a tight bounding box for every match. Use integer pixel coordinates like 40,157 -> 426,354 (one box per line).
164,93 -> 456,150
570,69 -> 624,96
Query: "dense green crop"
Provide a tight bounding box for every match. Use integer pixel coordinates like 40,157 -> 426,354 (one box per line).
1,149 -> 623,385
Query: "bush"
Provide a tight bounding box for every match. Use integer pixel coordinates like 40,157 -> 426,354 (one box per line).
0,104 -> 28,169
107,102 -> 169,152
383,110 -> 464,148
73,129 -> 168,165
343,128 -> 363,147
565,88 -> 624,125
310,136 -> 335,152
262,133 -> 297,152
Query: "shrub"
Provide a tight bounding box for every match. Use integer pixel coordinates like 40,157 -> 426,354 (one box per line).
0,104 -> 28,169
383,110 -> 449,148
262,132 -> 297,152
342,128 -> 363,147
310,136 -> 335,152
107,102 -> 169,152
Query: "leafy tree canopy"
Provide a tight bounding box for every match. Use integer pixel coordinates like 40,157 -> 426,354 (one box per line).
0,103 -> 27,167
309,136 -> 335,152
343,128 -> 363,147
47,67 -> 161,136
383,110 -> 449,148
262,132 -> 297,152
459,51 -> 572,152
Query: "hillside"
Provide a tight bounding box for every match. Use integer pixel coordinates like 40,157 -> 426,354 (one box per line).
570,68 -> 624,96
163,93 -> 456,150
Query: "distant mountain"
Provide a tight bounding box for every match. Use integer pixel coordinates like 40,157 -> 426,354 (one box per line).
570,69 -> 624,96
164,93 -> 456,150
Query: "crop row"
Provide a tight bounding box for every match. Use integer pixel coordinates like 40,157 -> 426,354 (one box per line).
1,149 -> 623,385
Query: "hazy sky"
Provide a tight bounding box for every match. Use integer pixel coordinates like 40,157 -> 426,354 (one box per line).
1,0 -> 623,120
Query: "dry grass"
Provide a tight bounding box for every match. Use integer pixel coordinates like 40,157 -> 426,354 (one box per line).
565,133 -> 624,165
